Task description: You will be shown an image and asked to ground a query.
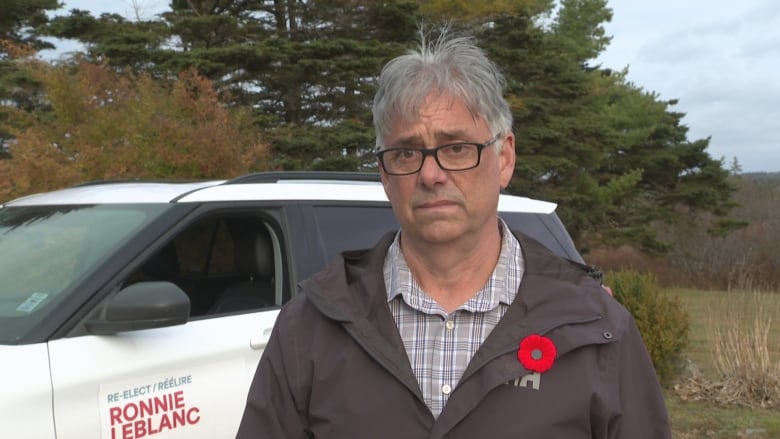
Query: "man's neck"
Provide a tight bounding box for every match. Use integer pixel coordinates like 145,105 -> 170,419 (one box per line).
400,225 -> 503,313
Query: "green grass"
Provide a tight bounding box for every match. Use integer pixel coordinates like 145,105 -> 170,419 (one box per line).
661,288 -> 780,438
666,396 -> 780,438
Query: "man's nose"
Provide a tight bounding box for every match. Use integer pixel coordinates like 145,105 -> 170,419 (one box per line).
418,151 -> 447,182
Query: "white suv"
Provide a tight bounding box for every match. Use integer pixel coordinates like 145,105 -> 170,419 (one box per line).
0,172 -> 585,438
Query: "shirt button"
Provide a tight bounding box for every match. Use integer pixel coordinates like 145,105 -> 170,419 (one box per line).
445,320 -> 455,330
441,384 -> 452,395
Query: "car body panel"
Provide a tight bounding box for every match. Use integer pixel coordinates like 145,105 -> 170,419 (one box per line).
48,310 -> 278,438
0,344 -> 56,438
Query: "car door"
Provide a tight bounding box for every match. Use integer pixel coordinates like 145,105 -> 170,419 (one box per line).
47,211 -> 287,439
0,344 -> 57,438
48,310 -> 279,438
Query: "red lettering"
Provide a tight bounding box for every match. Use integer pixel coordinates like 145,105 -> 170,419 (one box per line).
109,391 -> 199,437
173,390 -> 184,409
187,407 -> 201,424
123,403 -> 139,421
158,412 -> 172,431
122,422 -> 133,439
109,406 -> 123,425
134,419 -> 147,438
147,416 -> 159,435
138,398 -> 154,418
153,393 -> 170,413
172,409 -> 186,428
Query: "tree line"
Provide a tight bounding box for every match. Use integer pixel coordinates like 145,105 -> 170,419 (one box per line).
0,0 -> 745,255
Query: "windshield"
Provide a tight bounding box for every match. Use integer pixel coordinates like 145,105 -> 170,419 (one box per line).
0,204 -> 170,344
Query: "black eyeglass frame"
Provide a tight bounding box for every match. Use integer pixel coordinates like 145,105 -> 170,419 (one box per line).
376,134 -> 501,176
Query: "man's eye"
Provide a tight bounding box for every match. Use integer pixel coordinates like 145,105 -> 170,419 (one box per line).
447,144 -> 465,153
442,144 -> 471,155
387,149 -> 418,162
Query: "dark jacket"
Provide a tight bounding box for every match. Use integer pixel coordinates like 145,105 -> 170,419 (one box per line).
236,231 -> 672,438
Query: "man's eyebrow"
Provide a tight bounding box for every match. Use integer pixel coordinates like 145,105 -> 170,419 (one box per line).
390,134 -> 425,147
434,131 -> 471,143
391,130 -> 472,147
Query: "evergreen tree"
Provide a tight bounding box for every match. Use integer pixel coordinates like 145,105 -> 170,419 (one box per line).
476,0 -> 739,251
30,0 -> 742,252
0,0 -> 60,159
0,0 -> 58,49
41,0 -> 420,169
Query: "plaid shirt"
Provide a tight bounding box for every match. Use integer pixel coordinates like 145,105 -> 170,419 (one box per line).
384,219 -> 524,418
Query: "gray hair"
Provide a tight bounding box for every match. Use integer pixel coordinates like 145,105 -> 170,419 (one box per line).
372,28 -> 513,149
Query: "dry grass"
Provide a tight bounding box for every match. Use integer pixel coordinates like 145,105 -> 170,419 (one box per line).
674,291 -> 780,409
665,288 -> 780,439
711,292 -> 780,408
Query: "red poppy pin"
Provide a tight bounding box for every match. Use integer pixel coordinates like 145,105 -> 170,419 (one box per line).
517,334 -> 557,373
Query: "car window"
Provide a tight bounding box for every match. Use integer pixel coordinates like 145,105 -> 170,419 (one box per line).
126,214 -> 285,317
176,217 -> 235,276
311,205 -> 400,262
500,212 -> 584,263
0,204 -> 170,344
311,205 -> 582,263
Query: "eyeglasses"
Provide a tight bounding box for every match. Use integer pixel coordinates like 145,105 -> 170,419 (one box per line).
376,134 -> 500,176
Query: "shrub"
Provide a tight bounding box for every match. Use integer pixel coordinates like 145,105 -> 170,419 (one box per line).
605,270 -> 690,387
710,292 -> 780,408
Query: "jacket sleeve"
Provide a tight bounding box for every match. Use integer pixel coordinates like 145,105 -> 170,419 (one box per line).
608,315 -> 672,439
235,304 -> 311,439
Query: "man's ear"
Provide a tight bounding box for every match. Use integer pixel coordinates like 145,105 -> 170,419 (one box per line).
498,132 -> 516,188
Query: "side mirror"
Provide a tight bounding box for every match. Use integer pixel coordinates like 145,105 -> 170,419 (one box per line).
86,281 -> 190,335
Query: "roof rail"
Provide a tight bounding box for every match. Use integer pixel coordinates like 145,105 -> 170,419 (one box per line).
225,171 -> 381,184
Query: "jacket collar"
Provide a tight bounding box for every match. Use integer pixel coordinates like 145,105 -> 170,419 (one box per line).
303,230 -> 606,329
299,230 -> 610,400
300,232 -> 422,399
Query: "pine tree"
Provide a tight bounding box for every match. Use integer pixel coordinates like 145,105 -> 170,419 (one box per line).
0,0 -> 60,159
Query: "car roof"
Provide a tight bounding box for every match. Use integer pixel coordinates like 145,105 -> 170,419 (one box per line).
2,172 -> 557,214
4,181 -> 226,205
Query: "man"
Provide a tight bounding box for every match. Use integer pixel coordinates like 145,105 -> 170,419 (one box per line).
236,29 -> 671,438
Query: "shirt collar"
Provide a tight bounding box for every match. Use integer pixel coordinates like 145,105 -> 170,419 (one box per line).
383,218 -> 523,312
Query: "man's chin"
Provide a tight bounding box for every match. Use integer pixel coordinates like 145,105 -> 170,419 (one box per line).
414,223 -> 465,245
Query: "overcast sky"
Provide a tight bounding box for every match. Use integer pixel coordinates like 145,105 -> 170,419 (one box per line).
58,0 -> 780,173
596,0 -> 780,173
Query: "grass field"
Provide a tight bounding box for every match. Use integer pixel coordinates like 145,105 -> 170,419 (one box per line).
662,288 -> 780,438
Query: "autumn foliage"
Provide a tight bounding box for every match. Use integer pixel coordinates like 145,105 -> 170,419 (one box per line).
0,58 -> 268,202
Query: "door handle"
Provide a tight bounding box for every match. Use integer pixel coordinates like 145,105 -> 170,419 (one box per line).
249,327 -> 273,350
